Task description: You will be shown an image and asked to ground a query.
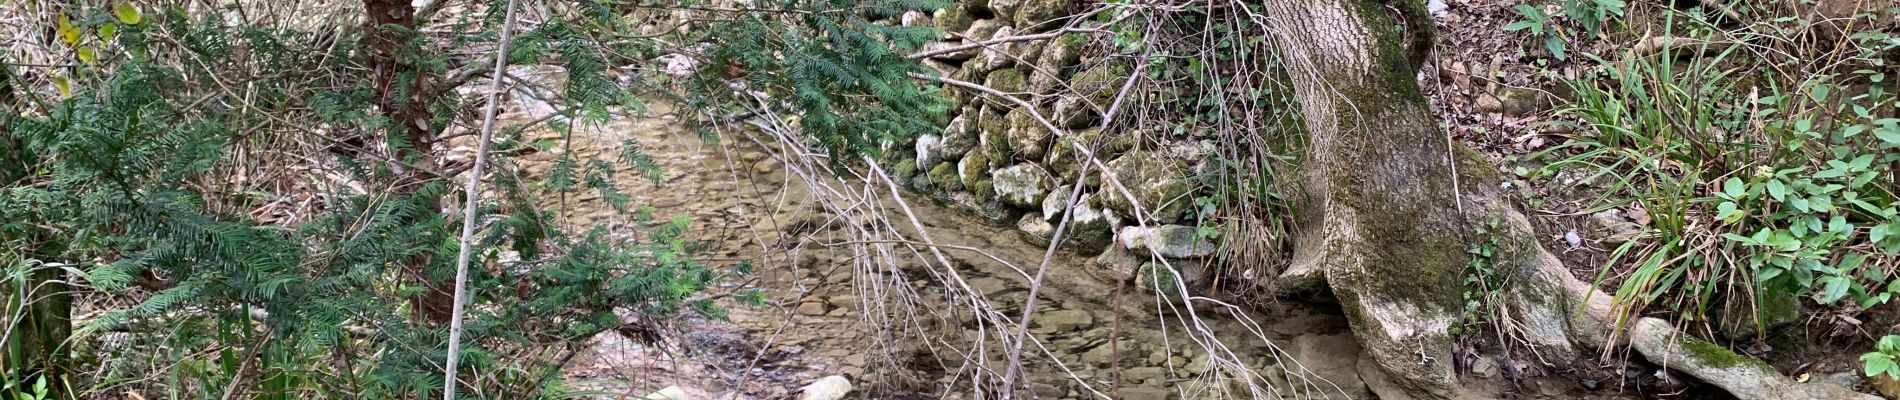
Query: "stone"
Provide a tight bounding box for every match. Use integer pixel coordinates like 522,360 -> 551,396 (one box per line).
1042,185 -> 1073,221
936,4 -> 976,34
1017,213 -> 1054,245
893,158 -> 919,187
1003,107 -> 1053,160
1717,287 -> 1801,341
941,112 -> 979,155
962,19 -> 1002,44
1067,194 -> 1117,254
1098,152 -> 1195,222
928,162 -> 963,192
1052,96 -> 1099,129
983,68 -> 1026,94
1589,209 -> 1644,244
1029,34 -> 1086,93
1013,0 -> 1070,30
645,386 -> 692,400
1070,60 -> 1131,106
795,301 -> 827,316
992,164 -> 1055,207
915,134 -> 945,169
1119,225 -> 1216,258
1093,245 -> 1146,281
987,0 -> 1023,22
798,375 -> 854,400
1471,357 -> 1499,378
901,10 -> 931,27
1036,309 -> 1094,332
1010,0 -> 1071,28
978,26 -> 1018,72
958,153 -> 994,198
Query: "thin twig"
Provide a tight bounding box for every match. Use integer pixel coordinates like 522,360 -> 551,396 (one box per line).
442,0 -> 519,398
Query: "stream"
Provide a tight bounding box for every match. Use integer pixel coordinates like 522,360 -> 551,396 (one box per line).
486,89 -> 1614,399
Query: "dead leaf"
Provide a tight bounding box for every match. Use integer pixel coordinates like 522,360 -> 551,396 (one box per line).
1626,205 -> 1651,226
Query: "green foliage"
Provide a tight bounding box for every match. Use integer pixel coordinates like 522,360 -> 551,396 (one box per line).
1504,0 -> 1628,61
1540,6 -> 1897,334
1454,219 -> 1507,335
1865,335 -> 1900,379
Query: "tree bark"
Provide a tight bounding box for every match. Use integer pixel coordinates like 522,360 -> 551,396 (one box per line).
1258,1 -> 1874,399
363,0 -> 456,323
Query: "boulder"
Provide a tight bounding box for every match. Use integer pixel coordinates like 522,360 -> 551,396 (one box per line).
1003,107 -> 1052,160
1119,225 -> 1216,258
1589,208 -> 1644,244
893,158 -> 919,187
1716,288 -> 1800,341
901,10 -> 931,27
993,164 -> 1055,207
1098,152 -> 1195,222
1035,309 -> 1094,333
1042,185 -> 1073,220
1045,126 -> 1136,182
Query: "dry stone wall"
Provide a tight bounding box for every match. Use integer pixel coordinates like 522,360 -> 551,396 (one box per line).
888,0 -> 1222,285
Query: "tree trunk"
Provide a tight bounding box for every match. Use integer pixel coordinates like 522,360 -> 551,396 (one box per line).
1,60 -> 71,400
1259,1 -> 1874,399
363,0 -> 456,323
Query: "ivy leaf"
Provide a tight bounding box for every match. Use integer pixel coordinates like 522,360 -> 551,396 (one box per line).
114,2 -> 142,25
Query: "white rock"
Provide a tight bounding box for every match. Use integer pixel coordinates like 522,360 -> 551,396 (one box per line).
644,386 -> 692,400
798,375 -> 854,400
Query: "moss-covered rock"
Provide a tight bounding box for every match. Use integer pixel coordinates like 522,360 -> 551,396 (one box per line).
1051,96 -> 1099,129
1069,60 -> 1131,107
992,164 -> 1055,207
1003,107 -> 1052,160
1045,126 -> 1134,182
1013,0 -> 1070,30
959,152 -> 993,198
934,3 -> 977,33
984,68 -> 1027,94
977,26 -> 1019,72
1097,151 -> 1194,222
929,162 -> 963,192
893,158 -> 920,186
1028,33 -> 1085,94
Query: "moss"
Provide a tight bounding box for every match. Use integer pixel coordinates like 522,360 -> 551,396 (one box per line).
893,158 -> 919,186
959,152 -> 990,189
984,69 -> 1026,94
929,162 -> 962,191
1679,337 -> 1773,371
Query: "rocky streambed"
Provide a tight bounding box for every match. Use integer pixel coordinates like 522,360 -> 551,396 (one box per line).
488,91 -> 1641,398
